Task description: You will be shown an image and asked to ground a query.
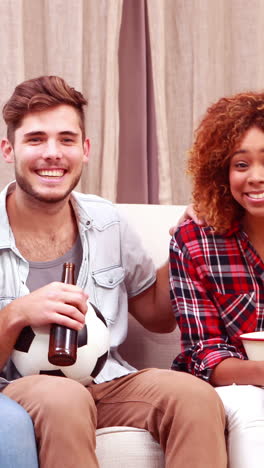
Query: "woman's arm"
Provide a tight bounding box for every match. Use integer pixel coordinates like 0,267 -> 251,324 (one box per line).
169,225 -> 246,381
211,357 -> 264,386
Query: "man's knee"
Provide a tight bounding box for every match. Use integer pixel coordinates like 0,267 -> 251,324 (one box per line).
148,368 -> 221,402
33,376 -> 94,415
4,375 -> 96,423
147,369 -> 225,423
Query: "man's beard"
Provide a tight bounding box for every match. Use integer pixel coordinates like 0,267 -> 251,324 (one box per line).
14,166 -> 83,204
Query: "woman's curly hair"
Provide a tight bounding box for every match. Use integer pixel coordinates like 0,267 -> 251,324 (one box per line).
188,91 -> 264,233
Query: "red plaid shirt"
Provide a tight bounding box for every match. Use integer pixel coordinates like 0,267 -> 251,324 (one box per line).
169,219 -> 264,381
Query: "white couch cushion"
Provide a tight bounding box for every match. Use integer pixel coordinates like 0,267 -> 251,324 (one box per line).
96,426 -> 165,467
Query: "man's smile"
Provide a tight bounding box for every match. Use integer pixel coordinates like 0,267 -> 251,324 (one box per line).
36,169 -> 66,177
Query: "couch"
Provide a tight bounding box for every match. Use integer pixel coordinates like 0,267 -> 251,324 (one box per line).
95,203 -> 186,467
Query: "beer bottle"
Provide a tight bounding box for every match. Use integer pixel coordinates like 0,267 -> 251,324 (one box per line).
48,262 -> 78,366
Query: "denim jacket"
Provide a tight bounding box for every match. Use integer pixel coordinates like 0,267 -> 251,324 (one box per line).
0,182 -> 156,387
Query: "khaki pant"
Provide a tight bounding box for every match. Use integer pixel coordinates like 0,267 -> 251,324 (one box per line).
3,368 -> 227,468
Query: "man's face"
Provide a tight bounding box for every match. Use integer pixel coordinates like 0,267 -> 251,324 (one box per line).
4,104 -> 89,204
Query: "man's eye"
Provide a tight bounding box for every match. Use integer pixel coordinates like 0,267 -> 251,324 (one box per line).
28,137 -> 42,143
62,138 -> 74,143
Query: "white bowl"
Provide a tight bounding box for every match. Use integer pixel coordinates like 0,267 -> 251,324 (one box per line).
240,331 -> 264,361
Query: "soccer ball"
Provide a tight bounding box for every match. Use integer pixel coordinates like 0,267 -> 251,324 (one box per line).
11,302 -> 110,386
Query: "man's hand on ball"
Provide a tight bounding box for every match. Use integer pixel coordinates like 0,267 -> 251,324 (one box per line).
12,282 -> 89,331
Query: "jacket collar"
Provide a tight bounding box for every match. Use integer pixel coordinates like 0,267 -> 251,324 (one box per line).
0,182 -> 117,251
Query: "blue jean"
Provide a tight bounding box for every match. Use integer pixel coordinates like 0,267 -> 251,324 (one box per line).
0,393 -> 38,468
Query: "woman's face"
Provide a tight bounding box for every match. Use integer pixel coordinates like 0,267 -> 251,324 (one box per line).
229,126 -> 264,225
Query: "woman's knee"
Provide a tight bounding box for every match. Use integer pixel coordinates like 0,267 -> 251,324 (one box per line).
216,384 -> 264,429
216,386 -> 264,468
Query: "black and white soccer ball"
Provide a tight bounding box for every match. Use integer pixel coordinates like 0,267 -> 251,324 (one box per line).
11,302 -> 110,386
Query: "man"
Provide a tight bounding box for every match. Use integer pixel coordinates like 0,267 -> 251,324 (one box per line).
0,75 -> 227,468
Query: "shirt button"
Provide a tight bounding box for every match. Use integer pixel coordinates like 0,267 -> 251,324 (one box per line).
109,278 -> 113,284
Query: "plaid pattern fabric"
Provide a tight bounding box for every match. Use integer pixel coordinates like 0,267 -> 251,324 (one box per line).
169,219 -> 264,381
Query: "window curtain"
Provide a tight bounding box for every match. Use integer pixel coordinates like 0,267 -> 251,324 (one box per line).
1,0 -> 264,204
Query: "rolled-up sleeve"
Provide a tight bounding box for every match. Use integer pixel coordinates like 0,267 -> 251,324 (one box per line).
169,229 -> 245,381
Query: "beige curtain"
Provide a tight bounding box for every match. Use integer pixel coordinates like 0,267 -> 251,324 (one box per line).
117,0 -> 159,204
1,1 -> 264,204
0,0 -> 123,200
147,0 -> 264,204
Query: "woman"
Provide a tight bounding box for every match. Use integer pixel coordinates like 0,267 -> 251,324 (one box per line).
170,91 -> 264,468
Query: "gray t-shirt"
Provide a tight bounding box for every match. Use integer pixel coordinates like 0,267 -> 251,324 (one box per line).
27,235 -> 82,291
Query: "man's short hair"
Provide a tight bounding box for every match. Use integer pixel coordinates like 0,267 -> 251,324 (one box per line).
3,75 -> 87,144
